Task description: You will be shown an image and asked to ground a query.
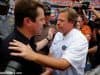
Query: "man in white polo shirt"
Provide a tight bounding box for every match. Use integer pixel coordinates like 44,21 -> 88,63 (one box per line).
9,8 -> 88,75
50,29 -> 88,75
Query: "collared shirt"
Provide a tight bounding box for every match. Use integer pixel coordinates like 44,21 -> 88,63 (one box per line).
50,29 -> 88,75
0,29 -> 43,75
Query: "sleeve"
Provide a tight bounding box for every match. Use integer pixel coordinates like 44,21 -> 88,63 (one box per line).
62,38 -> 88,69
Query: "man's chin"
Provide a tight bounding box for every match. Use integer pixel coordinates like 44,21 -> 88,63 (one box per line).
35,31 -> 41,36
58,30 -> 62,33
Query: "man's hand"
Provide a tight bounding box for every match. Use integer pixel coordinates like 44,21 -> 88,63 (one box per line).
41,67 -> 53,75
8,40 -> 35,61
89,4 -> 100,18
47,28 -> 56,41
89,4 -> 95,12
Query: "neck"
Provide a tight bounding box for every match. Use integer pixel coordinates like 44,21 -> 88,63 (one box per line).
17,27 -> 33,39
63,28 -> 73,36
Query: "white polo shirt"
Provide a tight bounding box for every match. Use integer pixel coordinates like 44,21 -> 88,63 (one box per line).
50,29 -> 88,75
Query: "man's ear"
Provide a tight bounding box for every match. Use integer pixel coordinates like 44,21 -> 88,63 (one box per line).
23,17 -> 33,26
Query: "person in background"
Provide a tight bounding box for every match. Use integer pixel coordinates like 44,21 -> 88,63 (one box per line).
75,15 -> 92,41
9,8 -> 88,75
89,5 -> 100,18
85,19 -> 100,75
0,0 -> 15,39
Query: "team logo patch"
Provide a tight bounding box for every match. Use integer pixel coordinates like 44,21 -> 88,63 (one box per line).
62,45 -> 67,50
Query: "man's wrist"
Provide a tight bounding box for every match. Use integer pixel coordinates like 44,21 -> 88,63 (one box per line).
32,52 -> 38,61
46,36 -> 51,41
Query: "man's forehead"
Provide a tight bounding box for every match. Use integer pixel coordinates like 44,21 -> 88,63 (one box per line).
37,7 -> 44,14
77,16 -> 82,20
58,12 -> 67,19
37,7 -> 45,19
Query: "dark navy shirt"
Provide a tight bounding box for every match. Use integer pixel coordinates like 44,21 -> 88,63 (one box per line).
0,29 -> 43,75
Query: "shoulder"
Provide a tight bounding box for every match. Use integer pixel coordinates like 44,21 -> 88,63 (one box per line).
55,32 -> 63,37
70,29 -> 88,43
53,32 -> 63,42
2,32 -> 15,46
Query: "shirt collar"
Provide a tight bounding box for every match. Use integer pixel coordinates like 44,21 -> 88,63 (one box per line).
13,29 -> 36,51
63,28 -> 76,40
14,29 -> 34,44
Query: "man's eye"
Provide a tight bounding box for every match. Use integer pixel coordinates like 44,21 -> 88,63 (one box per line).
58,19 -> 65,22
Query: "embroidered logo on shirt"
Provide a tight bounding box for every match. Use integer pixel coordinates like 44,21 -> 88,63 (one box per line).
62,45 -> 67,50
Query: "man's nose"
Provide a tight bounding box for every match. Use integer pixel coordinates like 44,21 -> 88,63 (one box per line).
57,20 -> 60,25
43,20 -> 46,25
76,22 -> 80,26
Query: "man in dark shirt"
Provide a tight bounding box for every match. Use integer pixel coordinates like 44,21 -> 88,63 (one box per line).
0,0 -> 45,75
